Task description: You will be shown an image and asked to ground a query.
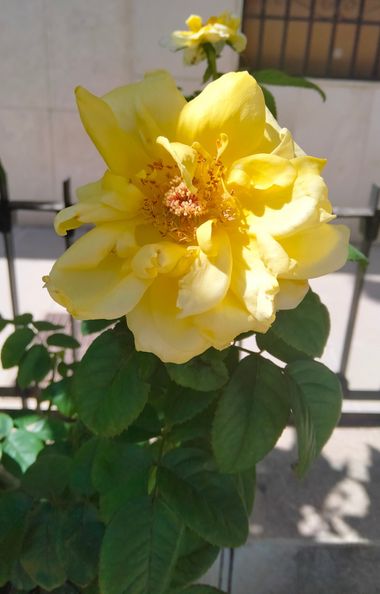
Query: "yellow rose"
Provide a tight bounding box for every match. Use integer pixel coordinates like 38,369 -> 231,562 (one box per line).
44,71 -> 349,363
167,12 -> 247,64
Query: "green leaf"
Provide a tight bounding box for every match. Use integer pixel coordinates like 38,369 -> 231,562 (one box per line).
260,85 -> 277,118
99,497 -> 184,594
32,320 -> 64,331
14,414 -> 68,442
10,559 -> 36,591
3,429 -> 44,472
17,345 -> 53,388
0,413 -> 13,439
212,354 -> 290,472
0,316 -> 9,332
174,584 -> 226,594
159,449 -> 248,547
171,529 -> 219,590
253,68 -> 326,101
92,440 -> 152,521
164,386 -> 219,426
43,583 -> 79,594
0,492 -> 32,586
47,333 -> 80,349
81,319 -> 117,335
20,502 -> 66,590
286,360 -> 342,477
235,468 -> 256,515
256,290 -> 330,363
70,437 -> 99,497
348,244 -> 368,267
123,404 -> 162,442
73,329 -> 155,436
22,454 -> 71,499
60,504 -> 104,588
13,313 -> 33,326
1,328 -> 35,369
166,349 -> 229,392
168,405 -> 215,445
41,378 -> 76,417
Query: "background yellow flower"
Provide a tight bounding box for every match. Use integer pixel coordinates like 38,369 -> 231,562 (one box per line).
166,12 -> 247,64
44,70 -> 349,363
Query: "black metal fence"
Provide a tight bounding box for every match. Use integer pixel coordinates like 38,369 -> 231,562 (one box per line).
242,0 -> 380,80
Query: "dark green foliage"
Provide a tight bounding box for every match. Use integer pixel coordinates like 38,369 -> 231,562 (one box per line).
73,328 -> 156,436
166,349 -> 229,392
256,290 -> 330,363
99,497 -> 184,594
253,68 -> 326,101
0,283 -> 341,593
286,360 -> 342,477
212,354 -> 290,472
1,328 -> 35,369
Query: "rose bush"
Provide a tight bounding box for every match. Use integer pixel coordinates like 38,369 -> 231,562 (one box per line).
44,70 -> 349,363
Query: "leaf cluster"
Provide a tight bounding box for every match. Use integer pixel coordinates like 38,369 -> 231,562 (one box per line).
0,289 -> 342,592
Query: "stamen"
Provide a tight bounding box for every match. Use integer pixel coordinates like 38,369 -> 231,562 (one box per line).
139,148 -> 239,243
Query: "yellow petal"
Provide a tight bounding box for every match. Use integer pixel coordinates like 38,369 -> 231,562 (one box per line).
231,241 -> 278,326
55,223 -> 126,270
193,292 -> 257,349
246,167 -> 334,238
156,137 -> 198,191
186,14 -> 203,31
228,154 -> 297,191
275,280 -> 309,310
271,129 -> 296,159
101,172 -> 144,214
131,242 -> 187,279
255,231 -> 293,276
280,224 -> 350,279
45,254 -> 151,320
127,277 -> 210,364
75,87 -> 148,176
176,72 -> 265,165
103,70 -> 186,146
177,223 -> 232,317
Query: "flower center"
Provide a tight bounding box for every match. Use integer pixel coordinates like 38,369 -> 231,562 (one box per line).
139,151 -> 238,243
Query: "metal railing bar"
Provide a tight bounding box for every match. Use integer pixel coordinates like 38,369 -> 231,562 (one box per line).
256,0 -> 267,69
338,185 -> 380,381
279,0 -> 292,70
302,0 -> 317,73
372,25 -> 380,78
349,0 -> 366,78
326,0 -> 342,77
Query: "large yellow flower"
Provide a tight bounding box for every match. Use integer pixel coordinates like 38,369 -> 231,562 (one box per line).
167,12 -> 247,64
44,71 -> 349,363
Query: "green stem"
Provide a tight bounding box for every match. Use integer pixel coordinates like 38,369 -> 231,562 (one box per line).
202,42 -> 219,82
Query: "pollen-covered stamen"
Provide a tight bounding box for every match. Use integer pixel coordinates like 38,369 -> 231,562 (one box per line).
163,177 -> 204,218
139,149 -> 239,243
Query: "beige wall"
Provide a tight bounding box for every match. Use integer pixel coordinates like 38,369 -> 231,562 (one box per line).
0,0 -> 379,225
